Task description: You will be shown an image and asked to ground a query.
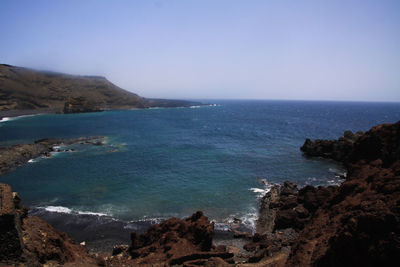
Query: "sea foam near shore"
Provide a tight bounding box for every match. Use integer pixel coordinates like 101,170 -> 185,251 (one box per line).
39,205 -> 110,217
0,114 -> 41,123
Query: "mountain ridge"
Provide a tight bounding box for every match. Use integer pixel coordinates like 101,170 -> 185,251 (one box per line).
0,64 -> 201,114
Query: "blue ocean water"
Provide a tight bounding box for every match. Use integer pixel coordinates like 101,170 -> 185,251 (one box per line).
1,100 -> 400,231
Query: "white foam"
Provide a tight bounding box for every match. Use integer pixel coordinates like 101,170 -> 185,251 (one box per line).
0,114 -> 39,123
28,159 -> 35,163
76,210 -> 108,216
189,105 -> 201,108
249,188 -> 266,194
239,211 -> 258,234
218,209 -> 259,234
0,117 -> 12,123
44,206 -> 73,214
213,222 -> 231,232
40,206 -> 109,217
249,179 -> 274,199
123,217 -> 163,229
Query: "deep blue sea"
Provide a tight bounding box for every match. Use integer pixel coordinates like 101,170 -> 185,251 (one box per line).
1,100 -> 400,235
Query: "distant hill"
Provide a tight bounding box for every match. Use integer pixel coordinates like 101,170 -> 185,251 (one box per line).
0,64 -> 200,114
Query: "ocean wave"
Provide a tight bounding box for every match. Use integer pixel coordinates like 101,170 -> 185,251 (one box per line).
213,222 -> 231,232
35,205 -> 259,235
249,179 -> 274,199
239,211 -> 258,233
213,209 -> 258,234
0,117 -> 12,123
189,105 -> 201,108
38,206 -> 109,217
0,114 -> 39,123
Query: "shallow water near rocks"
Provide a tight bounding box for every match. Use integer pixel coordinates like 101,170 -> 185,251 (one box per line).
1,100 -> 400,247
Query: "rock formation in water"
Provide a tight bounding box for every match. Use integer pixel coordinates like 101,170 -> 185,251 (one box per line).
300,130 -> 364,163
0,137 -> 106,175
107,211 -> 234,266
248,121 -> 400,266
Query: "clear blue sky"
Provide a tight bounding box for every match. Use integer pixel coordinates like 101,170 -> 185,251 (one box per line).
1,0 -> 399,101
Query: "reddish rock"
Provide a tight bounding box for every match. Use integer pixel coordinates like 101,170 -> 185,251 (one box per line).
104,211 -> 233,266
0,183 -> 98,266
0,184 -> 24,263
286,121 -> 400,266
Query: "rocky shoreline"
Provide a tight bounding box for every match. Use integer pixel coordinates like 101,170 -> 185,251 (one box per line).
1,121 -> 400,266
0,136 -> 106,175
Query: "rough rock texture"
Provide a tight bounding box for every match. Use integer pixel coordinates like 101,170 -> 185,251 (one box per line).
0,183 -> 24,263
0,136 -> 105,175
0,183 -> 98,266
301,130 -> 364,163
250,121 -> 400,266
106,211 -> 234,266
286,121 -> 400,266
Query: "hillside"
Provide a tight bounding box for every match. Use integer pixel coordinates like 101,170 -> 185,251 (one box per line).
0,64 -> 199,114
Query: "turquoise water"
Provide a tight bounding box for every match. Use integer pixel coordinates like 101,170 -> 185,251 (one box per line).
1,100 -> 400,230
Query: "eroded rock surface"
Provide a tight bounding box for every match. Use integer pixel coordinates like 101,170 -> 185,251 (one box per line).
301,130 -> 364,163
106,211 -> 234,266
248,121 -> 400,266
0,183 -> 99,266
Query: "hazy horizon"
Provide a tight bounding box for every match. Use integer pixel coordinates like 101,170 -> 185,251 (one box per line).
1,0 -> 399,102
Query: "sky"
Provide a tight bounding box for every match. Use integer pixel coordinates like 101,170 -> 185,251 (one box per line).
0,0 -> 399,101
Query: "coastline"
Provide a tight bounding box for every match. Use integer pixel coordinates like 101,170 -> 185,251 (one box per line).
1,121 -> 400,265
0,136 -> 106,175
0,137 -> 255,255
0,108 -> 60,120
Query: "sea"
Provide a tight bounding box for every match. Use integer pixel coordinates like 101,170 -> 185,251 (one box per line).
1,100 -> 400,250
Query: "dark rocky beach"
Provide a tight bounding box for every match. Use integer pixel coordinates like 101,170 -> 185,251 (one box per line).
1,121 -> 400,266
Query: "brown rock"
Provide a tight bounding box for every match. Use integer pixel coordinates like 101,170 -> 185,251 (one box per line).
0,183 -> 97,266
125,211 -> 223,265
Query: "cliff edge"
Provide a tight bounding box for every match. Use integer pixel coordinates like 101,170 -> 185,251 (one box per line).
0,64 -> 201,114
247,121 -> 400,266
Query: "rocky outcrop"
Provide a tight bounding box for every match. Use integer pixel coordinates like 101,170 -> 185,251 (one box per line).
0,183 -> 24,263
106,211 -> 234,266
0,183 -> 99,266
0,136 -> 105,175
1,182 -> 234,266
248,121 -> 400,266
301,130 -> 364,163
63,97 -> 103,113
287,121 -> 400,266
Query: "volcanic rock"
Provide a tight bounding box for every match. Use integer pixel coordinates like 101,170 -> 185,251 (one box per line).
287,121 -> 400,266
0,136 -> 106,176
0,183 -> 98,266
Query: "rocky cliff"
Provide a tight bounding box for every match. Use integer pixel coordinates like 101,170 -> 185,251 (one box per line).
247,121 -> 400,266
0,64 -> 201,114
0,183 -> 100,266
